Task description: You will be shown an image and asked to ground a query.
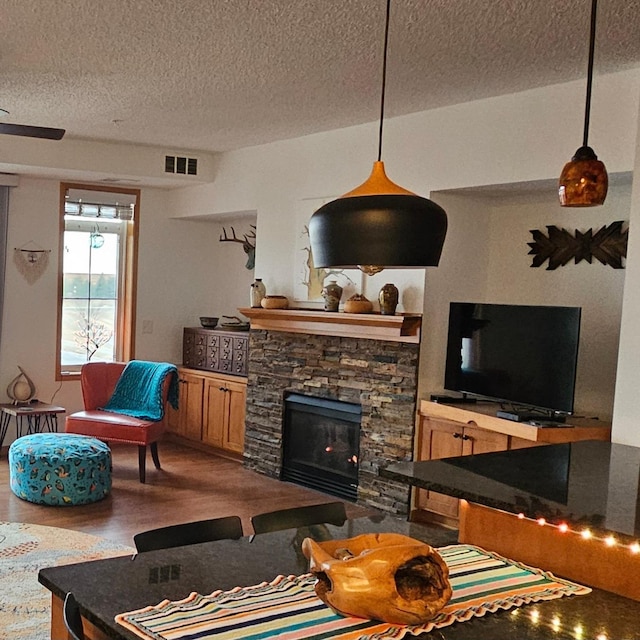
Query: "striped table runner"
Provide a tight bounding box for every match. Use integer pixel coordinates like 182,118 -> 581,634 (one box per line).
116,544 -> 591,640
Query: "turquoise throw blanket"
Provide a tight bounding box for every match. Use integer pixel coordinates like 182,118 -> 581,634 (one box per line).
103,361 -> 179,421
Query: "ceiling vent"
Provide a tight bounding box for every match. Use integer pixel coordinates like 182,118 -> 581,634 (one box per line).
165,155 -> 198,176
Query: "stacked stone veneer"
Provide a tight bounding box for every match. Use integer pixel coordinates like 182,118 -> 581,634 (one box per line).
244,329 -> 419,514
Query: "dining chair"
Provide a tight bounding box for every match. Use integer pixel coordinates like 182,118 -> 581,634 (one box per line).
251,501 -> 347,535
133,515 -> 244,552
63,592 -> 85,640
65,361 -> 177,483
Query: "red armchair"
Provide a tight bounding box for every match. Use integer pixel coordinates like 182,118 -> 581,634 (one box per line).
65,362 -> 173,483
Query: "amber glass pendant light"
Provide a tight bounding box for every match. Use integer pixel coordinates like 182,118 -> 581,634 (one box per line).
308,0 -> 447,274
559,0 -> 608,207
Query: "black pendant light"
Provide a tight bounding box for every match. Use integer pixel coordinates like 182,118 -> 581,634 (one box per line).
558,0 -> 608,207
308,0 -> 447,275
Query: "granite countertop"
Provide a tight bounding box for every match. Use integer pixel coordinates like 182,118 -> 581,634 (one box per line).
38,514 -> 640,640
382,439 -> 640,539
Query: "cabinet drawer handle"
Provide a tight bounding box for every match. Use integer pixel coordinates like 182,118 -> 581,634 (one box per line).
452,432 -> 462,439
461,434 -> 471,441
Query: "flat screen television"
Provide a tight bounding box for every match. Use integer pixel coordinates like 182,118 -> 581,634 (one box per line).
444,302 -> 581,417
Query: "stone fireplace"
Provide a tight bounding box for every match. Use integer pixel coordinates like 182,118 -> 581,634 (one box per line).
242,309 -> 421,515
282,393 -> 361,501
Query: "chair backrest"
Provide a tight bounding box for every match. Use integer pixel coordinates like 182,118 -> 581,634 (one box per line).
63,592 -> 85,640
80,361 -> 173,416
251,501 -> 347,535
80,362 -> 127,411
133,516 -> 244,552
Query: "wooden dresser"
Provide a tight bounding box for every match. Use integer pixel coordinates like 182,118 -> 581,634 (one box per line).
167,328 -> 249,458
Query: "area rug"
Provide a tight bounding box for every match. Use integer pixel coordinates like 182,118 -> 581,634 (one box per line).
0,521 -> 133,640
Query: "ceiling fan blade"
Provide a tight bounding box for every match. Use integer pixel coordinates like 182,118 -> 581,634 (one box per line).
0,122 -> 65,140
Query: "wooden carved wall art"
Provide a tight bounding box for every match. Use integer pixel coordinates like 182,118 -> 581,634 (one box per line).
528,221 -> 628,270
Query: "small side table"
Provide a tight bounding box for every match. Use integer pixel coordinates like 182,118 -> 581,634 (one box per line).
0,402 -> 66,452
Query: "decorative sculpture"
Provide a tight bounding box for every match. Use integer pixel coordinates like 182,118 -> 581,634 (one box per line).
13,242 -> 50,284
302,533 -> 452,625
528,221 -> 627,270
7,366 -> 36,404
220,225 -> 256,270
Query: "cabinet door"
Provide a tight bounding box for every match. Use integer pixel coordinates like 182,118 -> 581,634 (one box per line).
203,379 -> 227,448
462,424 -> 509,455
176,371 -> 204,441
224,380 -> 246,454
415,417 -> 464,518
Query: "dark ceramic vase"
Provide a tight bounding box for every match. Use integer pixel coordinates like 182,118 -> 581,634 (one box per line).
378,283 -> 399,315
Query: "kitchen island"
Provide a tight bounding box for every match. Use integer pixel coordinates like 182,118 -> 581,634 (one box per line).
382,439 -> 640,602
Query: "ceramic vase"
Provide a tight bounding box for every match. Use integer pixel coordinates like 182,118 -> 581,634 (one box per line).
250,278 -> 266,308
322,279 -> 343,312
379,283 -> 399,315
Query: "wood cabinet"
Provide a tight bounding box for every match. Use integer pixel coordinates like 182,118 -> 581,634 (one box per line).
202,376 -> 246,454
413,400 -> 611,525
415,416 -> 509,521
168,367 -> 247,457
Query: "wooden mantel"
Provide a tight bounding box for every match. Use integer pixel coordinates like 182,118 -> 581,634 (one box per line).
239,308 -> 421,343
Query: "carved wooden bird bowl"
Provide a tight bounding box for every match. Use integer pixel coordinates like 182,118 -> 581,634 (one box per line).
302,532 -> 452,625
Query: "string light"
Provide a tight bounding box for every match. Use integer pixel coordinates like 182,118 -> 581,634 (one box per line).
510,513 -> 640,556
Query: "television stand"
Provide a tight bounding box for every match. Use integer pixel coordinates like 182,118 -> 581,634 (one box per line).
496,409 -> 566,424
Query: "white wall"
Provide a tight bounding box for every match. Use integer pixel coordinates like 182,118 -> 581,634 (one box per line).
422,186 -> 630,420
0,178 -> 256,442
2,69 -> 640,446
613,103 -> 640,445
170,68 -> 640,436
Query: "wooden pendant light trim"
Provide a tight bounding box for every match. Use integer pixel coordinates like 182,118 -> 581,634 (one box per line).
342,161 -> 415,198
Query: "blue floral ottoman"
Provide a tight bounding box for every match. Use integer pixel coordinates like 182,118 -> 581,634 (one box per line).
8,433 -> 112,505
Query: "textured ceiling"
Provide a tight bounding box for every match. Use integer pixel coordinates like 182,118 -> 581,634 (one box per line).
1,0 -> 640,153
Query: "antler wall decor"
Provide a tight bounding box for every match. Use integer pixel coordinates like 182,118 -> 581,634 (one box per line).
219,224 -> 256,270
528,221 -> 627,270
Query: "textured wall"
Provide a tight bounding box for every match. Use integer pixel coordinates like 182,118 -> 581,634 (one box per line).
244,329 -> 420,514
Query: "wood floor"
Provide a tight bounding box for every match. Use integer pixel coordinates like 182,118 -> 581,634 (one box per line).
0,438 -> 374,547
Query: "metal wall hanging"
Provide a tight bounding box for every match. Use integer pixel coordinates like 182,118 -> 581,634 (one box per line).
528,221 -> 627,270
13,241 -> 51,284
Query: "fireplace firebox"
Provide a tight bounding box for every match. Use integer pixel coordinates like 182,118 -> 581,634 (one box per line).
282,393 -> 361,501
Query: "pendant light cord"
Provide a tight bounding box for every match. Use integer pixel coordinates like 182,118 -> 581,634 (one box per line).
582,0 -> 598,148
377,0 -> 391,162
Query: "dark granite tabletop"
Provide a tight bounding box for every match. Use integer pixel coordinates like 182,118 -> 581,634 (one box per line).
382,439 -> 640,539
39,513 -> 640,639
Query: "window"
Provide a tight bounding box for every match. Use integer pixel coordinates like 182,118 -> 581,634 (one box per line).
57,184 -> 139,379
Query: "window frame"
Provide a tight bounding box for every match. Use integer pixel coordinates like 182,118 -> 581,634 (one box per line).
56,182 -> 140,381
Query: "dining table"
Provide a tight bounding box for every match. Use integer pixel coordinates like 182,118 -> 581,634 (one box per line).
39,513 -> 640,640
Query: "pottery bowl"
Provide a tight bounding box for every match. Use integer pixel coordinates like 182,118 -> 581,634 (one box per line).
199,316 -> 219,328
261,295 -> 289,309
